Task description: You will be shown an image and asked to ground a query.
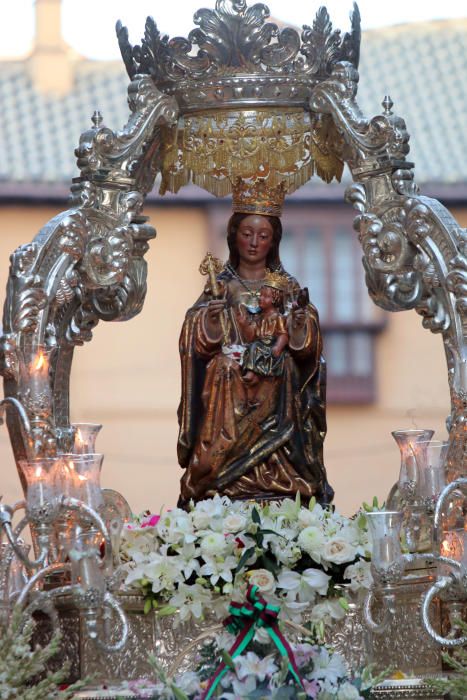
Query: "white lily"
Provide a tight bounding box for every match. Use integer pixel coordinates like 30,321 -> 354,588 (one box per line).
168,583 -> 212,622
199,555 -> 238,585
234,651 -> 278,682
308,646 -> 347,684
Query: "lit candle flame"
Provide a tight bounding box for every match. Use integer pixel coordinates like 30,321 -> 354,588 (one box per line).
33,350 -> 48,372
34,466 -> 43,478
441,539 -> 451,558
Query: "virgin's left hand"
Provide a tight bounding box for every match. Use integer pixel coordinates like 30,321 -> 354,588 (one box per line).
291,307 -> 307,330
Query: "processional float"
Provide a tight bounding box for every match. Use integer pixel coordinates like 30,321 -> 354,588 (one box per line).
0,2 -> 465,698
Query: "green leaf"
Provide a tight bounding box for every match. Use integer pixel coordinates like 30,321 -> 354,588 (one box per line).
156,605 -> 178,617
143,598 -> 152,615
171,685 -> 190,700
148,653 -> 167,683
338,596 -> 350,611
235,546 -> 256,574
220,649 -> 236,670
251,507 -> 261,525
295,490 -> 301,509
357,513 -> 367,529
308,496 -> 316,511
258,528 -> 286,539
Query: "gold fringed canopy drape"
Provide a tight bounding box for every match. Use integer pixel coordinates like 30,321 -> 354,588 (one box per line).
159,109 -> 344,197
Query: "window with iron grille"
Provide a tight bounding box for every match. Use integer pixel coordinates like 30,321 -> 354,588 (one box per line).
282,207 -> 386,403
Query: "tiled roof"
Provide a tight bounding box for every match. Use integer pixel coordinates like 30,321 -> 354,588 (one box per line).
0,18 -> 466,199
357,19 -> 467,188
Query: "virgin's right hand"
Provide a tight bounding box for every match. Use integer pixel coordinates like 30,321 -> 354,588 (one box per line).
206,299 -> 227,324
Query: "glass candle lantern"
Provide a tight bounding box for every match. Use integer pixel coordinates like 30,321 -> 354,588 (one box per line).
26,346 -> 53,418
366,511 -> 405,585
417,441 -> 448,509
392,429 -> 434,503
19,458 -> 62,525
72,423 -> 102,455
70,528 -> 105,637
61,453 -> 104,513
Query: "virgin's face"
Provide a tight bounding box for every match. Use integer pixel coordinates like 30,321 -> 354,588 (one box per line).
235,215 -> 273,265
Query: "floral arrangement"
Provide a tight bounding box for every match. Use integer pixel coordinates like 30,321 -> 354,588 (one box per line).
122,631 -> 387,699
119,494 -> 373,627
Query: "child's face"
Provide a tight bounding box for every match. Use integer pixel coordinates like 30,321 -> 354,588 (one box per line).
259,285 -> 274,310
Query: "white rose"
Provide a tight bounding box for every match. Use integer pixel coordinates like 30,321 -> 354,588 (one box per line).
337,681 -> 362,700
223,513 -> 248,533
200,532 -> 227,557
248,568 -> 276,593
297,526 -> 325,563
323,538 -> 356,565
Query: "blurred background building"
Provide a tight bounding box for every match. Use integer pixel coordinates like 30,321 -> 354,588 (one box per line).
0,0 -> 466,515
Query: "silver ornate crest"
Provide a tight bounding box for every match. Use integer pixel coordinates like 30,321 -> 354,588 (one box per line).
116,1 -> 361,112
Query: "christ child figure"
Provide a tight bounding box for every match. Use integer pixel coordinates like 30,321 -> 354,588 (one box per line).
236,271 -> 289,400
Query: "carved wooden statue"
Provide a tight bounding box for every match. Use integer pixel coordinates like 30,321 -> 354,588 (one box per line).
177,179 -> 333,505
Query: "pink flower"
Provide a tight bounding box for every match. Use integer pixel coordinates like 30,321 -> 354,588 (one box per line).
303,678 -> 320,698
141,514 -> 161,528
293,643 -> 317,666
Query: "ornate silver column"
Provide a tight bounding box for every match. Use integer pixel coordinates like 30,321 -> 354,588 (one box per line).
310,62 -> 466,481
0,78 -> 178,485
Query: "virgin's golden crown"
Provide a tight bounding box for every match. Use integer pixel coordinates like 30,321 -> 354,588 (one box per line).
232,178 -> 286,218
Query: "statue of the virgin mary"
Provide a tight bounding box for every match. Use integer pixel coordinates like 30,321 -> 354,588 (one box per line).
177,178 -> 333,506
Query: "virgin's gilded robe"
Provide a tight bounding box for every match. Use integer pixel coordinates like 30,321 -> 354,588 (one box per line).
177,266 -> 333,505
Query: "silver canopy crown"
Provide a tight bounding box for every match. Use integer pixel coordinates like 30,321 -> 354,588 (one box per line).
116,0 -> 361,113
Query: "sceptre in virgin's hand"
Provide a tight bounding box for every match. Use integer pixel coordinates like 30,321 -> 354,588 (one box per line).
199,252 -> 230,346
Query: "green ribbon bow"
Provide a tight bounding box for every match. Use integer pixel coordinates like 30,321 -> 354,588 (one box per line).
202,584 -> 304,699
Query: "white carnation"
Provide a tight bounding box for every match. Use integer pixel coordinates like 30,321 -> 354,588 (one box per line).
192,510 -> 212,529
297,526 -> 325,563
200,532 -> 227,557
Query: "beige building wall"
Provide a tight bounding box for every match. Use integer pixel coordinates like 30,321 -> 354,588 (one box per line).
0,203 -> 459,516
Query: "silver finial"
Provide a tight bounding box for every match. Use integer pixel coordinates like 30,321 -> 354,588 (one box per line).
91,110 -> 103,128
382,95 -> 394,116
